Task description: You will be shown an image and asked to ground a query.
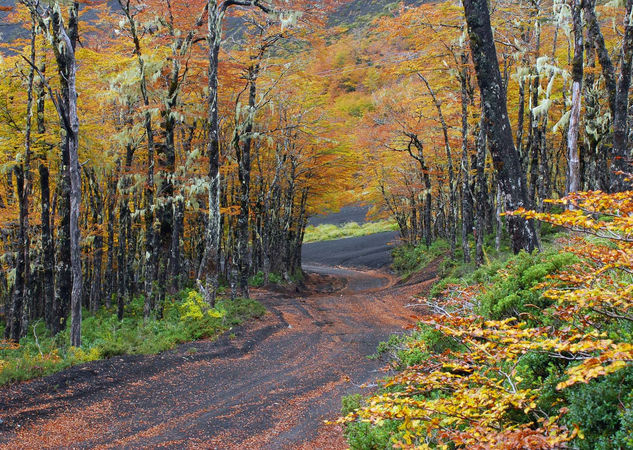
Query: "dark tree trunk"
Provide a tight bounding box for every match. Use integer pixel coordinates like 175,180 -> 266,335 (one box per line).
8,22 -> 36,340
87,169 -> 103,311
39,164 -> 55,331
585,0 -> 633,191
419,74 -> 457,257
463,0 -> 539,254
235,64 -> 259,298
118,0 -> 157,318
406,134 -> 432,248
460,56 -> 471,263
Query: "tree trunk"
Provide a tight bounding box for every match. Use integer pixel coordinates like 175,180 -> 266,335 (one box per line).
475,115 -> 487,266
460,57 -> 471,263
199,3 -> 224,307
419,74 -> 457,257
54,3 -> 83,348
236,64 -> 259,298
567,0 -> 583,196
585,0 -> 633,191
463,0 -> 539,254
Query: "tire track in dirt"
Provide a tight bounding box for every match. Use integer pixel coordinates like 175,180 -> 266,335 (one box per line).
0,240 -> 438,449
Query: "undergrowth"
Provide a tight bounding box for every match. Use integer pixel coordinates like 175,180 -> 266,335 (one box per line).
341,211 -> 633,448
0,290 -> 265,385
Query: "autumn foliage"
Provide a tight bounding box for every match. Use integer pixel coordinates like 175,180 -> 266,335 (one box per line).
338,190 -> 633,448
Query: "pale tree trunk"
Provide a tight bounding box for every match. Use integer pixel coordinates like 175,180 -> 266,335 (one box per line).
460,54 -> 471,263
199,3 -> 224,307
199,0 -> 272,304
30,0 -> 84,346
26,0 -> 84,345
475,115 -> 487,266
567,0 -> 583,196
55,3 -> 83,348
118,0 -> 157,318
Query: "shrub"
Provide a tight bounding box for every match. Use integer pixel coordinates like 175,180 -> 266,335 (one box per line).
0,292 -> 265,385
478,250 -> 577,320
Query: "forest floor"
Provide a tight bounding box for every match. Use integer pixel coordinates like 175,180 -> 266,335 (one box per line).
0,226 -> 437,449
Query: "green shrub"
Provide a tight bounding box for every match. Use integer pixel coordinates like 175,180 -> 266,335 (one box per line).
478,251 -> 577,320
249,271 -> 284,287
564,366 -> 633,449
341,393 -> 402,450
0,292 -> 265,385
372,325 -> 463,370
341,393 -> 363,415
344,421 -> 402,450
249,271 -> 266,287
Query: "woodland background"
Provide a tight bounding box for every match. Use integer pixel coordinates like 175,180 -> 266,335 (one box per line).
1,0 -> 633,446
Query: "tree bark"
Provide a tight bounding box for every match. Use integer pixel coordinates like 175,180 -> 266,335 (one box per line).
463,0 -> 539,254
567,0 -> 583,196
585,0 -> 633,191
460,55 -> 472,263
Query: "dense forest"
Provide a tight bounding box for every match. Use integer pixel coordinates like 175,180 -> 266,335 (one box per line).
1,0 -> 633,447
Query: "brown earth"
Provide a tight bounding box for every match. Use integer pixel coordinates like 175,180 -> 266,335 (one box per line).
0,262 -> 438,449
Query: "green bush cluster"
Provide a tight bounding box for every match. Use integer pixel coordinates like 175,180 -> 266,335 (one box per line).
248,271 -> 283,287
478,250 -> 577,319
0,291 -> 265,385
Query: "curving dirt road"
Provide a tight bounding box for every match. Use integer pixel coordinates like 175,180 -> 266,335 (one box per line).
0,234 -> 436,449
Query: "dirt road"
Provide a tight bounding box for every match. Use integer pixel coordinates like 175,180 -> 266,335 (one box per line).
0,233 -> 435,449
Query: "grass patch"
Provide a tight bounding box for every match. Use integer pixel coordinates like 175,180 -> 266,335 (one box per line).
392,239 -> 450,276
303,220 -> 397,243
0,290 -> 266,385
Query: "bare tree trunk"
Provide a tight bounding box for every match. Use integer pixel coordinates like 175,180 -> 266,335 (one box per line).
406,134 -> 432,248
54,3 -> 83,347
585,0 -> 633,191
8,22 -> 36,340
463,0 -> 539,254
419,74 -> 457,257
567,0 -> 583,196
475,115 -> 487,266
118,0 -> 157,318
199,3 -> 224,307
460,56 -> 471,263
235,64 -> 259,299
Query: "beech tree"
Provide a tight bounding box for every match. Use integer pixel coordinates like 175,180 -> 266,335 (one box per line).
20,0 -> 84,346
584,0 -> 633,192
462,0 -> 539,254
